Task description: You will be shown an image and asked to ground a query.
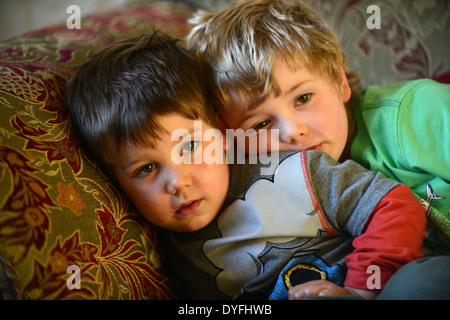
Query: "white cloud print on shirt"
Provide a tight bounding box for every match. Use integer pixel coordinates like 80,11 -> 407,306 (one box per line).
202,153 -> 326,298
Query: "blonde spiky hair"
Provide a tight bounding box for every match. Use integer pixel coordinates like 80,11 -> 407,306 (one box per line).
186,0 -> 360,112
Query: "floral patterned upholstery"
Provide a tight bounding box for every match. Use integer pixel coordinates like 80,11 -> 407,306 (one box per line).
304,0 -> 450,87
197,0 -> 450,86
0,1 -> 193,300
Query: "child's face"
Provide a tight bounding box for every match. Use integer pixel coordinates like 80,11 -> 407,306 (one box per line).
112,114 -> 230,232
220,58 -> 351,161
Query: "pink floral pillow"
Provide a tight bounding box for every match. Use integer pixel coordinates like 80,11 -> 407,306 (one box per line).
305,0 -> 450,86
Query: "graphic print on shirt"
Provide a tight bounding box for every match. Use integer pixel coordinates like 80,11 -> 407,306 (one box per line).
202,153 -> 332,298
268,253 -> 345,300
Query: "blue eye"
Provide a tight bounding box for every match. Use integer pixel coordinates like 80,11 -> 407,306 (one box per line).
184,141 -> 197,152
180,140 -> 199,156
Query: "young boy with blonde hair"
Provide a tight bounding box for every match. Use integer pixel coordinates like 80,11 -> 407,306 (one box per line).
185,0 -> 450,298
186,0 -> 449,250
66,31 -> 426,300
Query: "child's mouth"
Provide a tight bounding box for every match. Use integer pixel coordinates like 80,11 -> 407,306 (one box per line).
305,143 -> 323,151
176,199 -> 202,218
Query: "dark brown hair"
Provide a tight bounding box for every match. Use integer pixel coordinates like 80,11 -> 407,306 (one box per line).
66,31 -> 216,171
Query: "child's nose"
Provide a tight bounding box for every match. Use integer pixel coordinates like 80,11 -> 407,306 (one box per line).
166,166 -> 190,195
277,117 -> 307,145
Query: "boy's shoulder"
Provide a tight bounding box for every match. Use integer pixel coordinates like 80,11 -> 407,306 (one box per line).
360,79 -> 449,110
362,78 -> 445,98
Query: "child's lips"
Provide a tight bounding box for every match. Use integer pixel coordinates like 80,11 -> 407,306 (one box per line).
305,143 -> 323,151
175,199 -> 202,218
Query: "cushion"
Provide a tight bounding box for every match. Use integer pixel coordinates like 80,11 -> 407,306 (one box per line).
303,0 -> 450,86
200,0 -> 450,86
0,1 -> 194,299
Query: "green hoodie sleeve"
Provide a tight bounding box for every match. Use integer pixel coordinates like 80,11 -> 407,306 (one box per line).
351,79 -> 450,251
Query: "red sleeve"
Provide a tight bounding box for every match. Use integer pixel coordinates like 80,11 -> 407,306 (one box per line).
344,184 -> 426,290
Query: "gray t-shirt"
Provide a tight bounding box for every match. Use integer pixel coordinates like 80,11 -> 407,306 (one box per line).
165,150 -> 399,299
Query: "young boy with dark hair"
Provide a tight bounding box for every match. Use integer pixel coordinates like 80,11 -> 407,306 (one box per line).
65,31 -> 426,300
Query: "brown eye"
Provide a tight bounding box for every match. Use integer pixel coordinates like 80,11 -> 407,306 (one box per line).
137,163 -> 155,176
254,120 -> 271,131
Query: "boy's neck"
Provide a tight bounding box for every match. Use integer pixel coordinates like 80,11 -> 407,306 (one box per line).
340,105 -> 357,162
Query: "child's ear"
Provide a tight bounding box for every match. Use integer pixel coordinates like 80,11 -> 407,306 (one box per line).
339,66 -> 351,103
216,115 -> 232,151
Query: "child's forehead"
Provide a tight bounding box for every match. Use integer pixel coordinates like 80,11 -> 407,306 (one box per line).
229,59 -> 325,108
272,56 -> 323,79
272,60 -> 317,88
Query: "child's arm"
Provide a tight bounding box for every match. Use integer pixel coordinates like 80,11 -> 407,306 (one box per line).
288,183 -> 426,300
344,184 -> 426,291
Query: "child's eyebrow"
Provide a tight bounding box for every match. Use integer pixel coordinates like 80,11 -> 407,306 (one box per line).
120,159 -> 140,171
283,79 -> 315,95
183,127 -> 202,137
172,127 -> 203,141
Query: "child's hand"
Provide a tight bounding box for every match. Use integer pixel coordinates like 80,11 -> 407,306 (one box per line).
287,280 -> 378,300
